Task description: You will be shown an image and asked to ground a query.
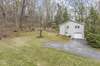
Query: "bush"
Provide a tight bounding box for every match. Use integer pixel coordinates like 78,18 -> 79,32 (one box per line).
86,33 -> 100,48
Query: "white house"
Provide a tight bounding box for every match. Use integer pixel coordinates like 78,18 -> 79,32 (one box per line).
59,21 -> 84,39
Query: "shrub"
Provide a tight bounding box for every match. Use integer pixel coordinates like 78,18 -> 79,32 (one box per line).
86,33 -> 100,48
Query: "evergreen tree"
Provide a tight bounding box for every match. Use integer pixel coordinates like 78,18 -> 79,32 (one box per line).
62,8 -> 69,22
54,4 -> 69,31
88,7 -> 99,33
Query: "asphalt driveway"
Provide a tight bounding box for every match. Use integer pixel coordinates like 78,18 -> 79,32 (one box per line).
44,39 -> 100,60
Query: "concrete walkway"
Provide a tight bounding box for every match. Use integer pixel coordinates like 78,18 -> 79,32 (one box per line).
44,39 -> 100,60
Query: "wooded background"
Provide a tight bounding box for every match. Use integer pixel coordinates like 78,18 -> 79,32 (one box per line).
0,0 -> 99,36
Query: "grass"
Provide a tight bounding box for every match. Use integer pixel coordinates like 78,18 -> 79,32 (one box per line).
43,31 -> 70,42
13,31 -> 69,42
0,31 -> 100,66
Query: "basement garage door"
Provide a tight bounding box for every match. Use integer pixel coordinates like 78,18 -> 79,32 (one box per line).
72,34 -> 84,39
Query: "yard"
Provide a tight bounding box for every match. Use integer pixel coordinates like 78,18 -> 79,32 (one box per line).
0,32 -> 100,66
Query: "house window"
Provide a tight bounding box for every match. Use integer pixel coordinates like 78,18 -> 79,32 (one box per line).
75,25 -> 80,29
65,26 -> 69,34
67,26 -> 69,29
65,32 -> 68,34
77,26 -> 80,28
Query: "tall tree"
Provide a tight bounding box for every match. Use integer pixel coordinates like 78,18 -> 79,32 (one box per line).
19,0 -> 27,31
54,4 -> 69,32
87,7 -> 99,33
62,8 -> 69,22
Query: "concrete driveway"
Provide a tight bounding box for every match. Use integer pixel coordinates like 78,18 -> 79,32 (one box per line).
44,39 -> 100,60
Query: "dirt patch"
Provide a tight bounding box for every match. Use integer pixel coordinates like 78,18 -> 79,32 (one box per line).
11,37 -> 32,47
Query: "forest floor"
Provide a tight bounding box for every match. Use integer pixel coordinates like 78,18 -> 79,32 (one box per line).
0,32 -> 100,66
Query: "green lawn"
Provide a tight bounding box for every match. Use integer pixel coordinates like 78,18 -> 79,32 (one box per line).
0,32 -> 100,66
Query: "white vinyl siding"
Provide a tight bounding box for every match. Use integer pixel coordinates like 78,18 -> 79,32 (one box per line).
59,21 -> 84,39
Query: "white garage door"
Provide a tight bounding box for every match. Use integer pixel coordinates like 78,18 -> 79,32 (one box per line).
72,34 -> 84,39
